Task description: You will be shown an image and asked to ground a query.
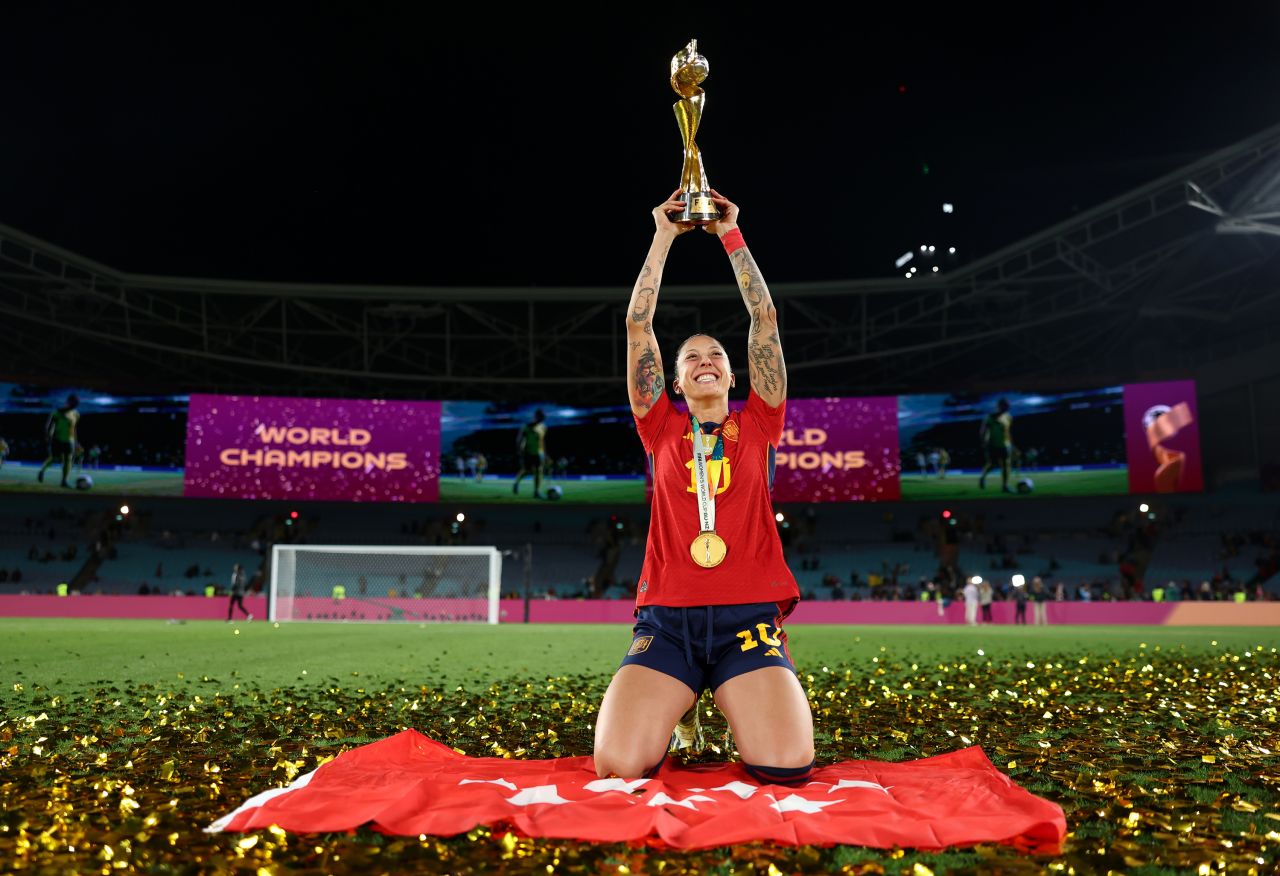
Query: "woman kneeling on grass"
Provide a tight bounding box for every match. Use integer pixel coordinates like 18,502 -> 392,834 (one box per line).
592,190 -> 814,787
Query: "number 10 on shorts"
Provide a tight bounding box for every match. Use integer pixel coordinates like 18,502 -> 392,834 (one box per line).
736,623 -> 782,651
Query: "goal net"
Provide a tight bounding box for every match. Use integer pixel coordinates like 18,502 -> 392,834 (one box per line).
270,545 -> 502,624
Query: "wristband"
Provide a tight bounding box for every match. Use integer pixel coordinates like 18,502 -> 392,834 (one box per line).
720,228 -> 746,255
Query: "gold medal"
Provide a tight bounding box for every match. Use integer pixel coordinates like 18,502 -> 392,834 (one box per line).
690,531 -> 727,568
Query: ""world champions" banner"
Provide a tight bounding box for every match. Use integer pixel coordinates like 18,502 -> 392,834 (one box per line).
182,394 -> 440,502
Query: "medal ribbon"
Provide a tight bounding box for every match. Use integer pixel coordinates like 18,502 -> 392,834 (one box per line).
690,415 -> 724,533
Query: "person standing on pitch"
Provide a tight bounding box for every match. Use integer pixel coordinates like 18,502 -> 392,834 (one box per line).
593,190 -> 812,786
978,399 -> 1014,493
37,394 -> 80,488
1030,575 -> 1049,625
512,409 -> 548,499
227,563 -> 252,622
963,576 -> 980,626
1013,578 -> 1028,624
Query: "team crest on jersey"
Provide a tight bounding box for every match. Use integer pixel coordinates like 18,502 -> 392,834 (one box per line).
721,419 -> 740,443
628,635 -> 653,656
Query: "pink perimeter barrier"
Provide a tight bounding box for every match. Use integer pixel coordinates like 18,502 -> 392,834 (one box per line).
0,594 -> 269,620
1,596 -> 1276,625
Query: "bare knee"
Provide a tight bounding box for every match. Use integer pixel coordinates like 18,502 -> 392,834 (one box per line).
740,741 -> 815,771
593,748 -> 660,780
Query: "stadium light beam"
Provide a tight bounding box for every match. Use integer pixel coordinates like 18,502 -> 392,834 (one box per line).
456,512 -> 466,523
1139,503 -> 1149,513
119,505 -> 130,515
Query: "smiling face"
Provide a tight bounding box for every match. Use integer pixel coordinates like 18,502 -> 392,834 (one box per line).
674,334 -> 734,402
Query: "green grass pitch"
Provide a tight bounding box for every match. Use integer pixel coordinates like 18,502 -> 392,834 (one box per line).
2,619 -> 1277,873
898,467 -> 1129,501
0,619 -> 1270,691
0,463 -> 185,495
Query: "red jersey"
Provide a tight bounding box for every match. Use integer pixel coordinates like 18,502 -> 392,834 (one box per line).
633,389 -> 799,614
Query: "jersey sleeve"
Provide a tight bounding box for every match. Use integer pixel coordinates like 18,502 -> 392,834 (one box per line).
633,391 -> 673,454
743,388 -> 786,447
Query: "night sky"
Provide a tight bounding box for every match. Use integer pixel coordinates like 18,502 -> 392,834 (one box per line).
5,5 -> 1279,288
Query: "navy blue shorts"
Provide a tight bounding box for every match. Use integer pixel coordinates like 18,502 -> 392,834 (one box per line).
619,602 -> 797,696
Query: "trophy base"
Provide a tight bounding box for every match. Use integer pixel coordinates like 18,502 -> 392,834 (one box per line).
677,191 -> 720,224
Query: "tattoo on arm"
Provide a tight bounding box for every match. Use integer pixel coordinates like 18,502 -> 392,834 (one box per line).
732,250 -> 766,307
631,287 -> 655,324
633,344 -> 665,410
626,237 -> 672,411
730,247 -> 787,400
747,326 -> 786,398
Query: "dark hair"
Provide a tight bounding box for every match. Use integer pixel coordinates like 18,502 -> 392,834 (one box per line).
533,409 -> 545,423
672,333 -> 726,371
996,398 -> 1010,413
66,394 -> 80,409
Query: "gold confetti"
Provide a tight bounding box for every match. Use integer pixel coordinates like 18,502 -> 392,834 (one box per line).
0,641 -> 1276,873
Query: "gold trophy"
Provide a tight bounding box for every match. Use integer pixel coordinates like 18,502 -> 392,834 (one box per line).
670,39 -> 720,223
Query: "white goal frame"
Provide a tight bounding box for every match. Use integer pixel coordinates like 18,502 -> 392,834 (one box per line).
269,544 -> 502,624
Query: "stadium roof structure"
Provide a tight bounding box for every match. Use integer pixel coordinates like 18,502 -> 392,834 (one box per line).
3,122 -> 1280,403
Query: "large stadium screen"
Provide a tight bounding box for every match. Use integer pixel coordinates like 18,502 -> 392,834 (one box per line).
0,383 -> 187,496
896,381 -> 1203,501
897,385 -> 1128,501
439,401 -> 646,504
183,394 -> 440,502
773,396 -> 901,502
18,379 -> 1196,504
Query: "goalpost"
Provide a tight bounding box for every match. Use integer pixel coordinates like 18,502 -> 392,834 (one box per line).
270,545 -> 502,624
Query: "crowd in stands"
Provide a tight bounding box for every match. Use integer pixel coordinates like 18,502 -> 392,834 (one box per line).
2,491 -> 1275,603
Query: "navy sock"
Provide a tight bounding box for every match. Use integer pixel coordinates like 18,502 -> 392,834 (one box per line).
743,759 -> 816,786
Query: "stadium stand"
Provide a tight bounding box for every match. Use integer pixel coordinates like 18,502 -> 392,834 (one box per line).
1,481 -> 1275,603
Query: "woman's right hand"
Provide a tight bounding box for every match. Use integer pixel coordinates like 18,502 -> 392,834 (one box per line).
653,189 -> 696,237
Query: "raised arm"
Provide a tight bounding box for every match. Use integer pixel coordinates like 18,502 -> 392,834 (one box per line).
706,191 -> 787,406
626,191 -> 693,417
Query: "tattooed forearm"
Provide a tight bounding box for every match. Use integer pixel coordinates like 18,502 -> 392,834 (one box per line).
731,249 -> 767,308
728,242 -> 787,401
627,240 -> 671,332
631,286 -> 655,324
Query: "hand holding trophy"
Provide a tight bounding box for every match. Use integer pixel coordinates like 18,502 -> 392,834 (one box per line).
670,39 -> 721,224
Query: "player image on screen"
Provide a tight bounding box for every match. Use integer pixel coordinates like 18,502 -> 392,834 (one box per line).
592,190 -> 813,787
37,394 -> 80,489
897,388 -> 1126,501
978,398 -> 1014,493
512,409 -> 548,498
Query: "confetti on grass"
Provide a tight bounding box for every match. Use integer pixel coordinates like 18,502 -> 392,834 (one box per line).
1,647 -> 1278,873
